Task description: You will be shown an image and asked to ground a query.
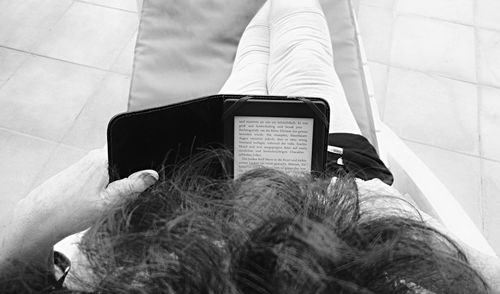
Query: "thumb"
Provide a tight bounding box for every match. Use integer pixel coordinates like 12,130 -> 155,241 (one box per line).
101,170 -> 159,204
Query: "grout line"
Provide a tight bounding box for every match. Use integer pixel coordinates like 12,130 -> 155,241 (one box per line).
0,45 -> 135,79
382,64 -> 391,119
379,0 -> 399,121
359,0 -> 397,121
479,147 -> 486,232
0,126 -> 89,153
393,0 -> 399,10
365,61 -> 389,121
358,3 -> 392,10
401,137 -> 493,161
57,76 -> 108,145
395,11 -> 474,28
473,0 -> 482,95
28,142 -> 89,191
108,68 -> 133,77
473,0 -> 485,232
0,45 -> 111,73
0,51 -> 32,90
0,127 -> 59,146
386,14 -> 479,84
360,0 -> 489,32
56,142 -> 89,152
476,26 -> 500,34
382,3 -> 500,34
60,68 -> 131,144
56,71 -> 132,145
473,8 -> 480,86
108,28 -> 138,75
392,0 -> 399,15
106,69 -> 132,78
75,0 -> 138,14
28,0 -> 75,53
478,85 -> 485,234
366,58 -> 500,90
27,149 -> 59,192
478,85 -> 485,232
402,137 -> 500,164
408,139 -> 500,164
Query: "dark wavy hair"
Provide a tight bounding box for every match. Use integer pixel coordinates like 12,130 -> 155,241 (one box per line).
3,150 -> 490,293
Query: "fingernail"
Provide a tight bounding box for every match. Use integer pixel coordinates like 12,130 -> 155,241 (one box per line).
139,171 -> 159,186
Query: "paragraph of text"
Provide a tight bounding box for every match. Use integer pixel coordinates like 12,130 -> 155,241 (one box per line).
234,116 -> 313,177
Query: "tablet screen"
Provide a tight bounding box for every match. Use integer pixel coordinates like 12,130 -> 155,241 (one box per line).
233,116 -> 314,177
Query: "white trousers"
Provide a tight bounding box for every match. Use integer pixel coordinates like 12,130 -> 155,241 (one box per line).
219,0 -> 361,135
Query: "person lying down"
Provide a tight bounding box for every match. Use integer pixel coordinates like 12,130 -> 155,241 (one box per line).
1,149 -> 499,293
1,0 -> 499,293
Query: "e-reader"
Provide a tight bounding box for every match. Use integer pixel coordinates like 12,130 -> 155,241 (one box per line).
107,95 -> 330,180
222,96 -> 330,177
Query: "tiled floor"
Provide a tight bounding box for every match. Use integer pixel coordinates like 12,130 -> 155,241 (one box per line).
359,0 -> 500,254
0,0 -> 498,255
0,0 -> 137,225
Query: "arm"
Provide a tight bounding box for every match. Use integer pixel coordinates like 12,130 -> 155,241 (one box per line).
0,148 -> 158,289
420,210 -> 500,293
356,178 -> 500,293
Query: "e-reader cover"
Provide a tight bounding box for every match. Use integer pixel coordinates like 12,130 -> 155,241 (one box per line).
107,95 -> 330,180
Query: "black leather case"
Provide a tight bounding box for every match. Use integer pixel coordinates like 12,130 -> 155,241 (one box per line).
107,95 -> 329,180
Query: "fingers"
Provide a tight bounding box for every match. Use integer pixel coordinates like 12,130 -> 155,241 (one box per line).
267,0 -> 361,134
101,170 -> 159,205
219,2 -> 270,95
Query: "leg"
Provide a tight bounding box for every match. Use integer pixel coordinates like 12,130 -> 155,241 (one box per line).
219,2 -> 270,95
267,0 -> 361,134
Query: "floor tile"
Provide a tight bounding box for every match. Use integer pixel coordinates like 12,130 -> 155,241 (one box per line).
62,73 -> 130,150
78,0 -> 138,12
110,32 -> 137,76
0,56 -> 106,142
477,29 -> 500,88
30,144 -> 88,190
0,0 -> 73,51
358,5 -> 395,64
476,0 -> 500,31
480,86 -> 500,161
0,47 -> 29,87
481,159 -> 500,256
0,129 -> 57,225
359,0 -> 394,9
385,67 -> 479,155
391,16 -> 476,83
405,141 -> 483,228
396,0 -> 474,25
367,62 -> 389,118
33,2 -> 138,70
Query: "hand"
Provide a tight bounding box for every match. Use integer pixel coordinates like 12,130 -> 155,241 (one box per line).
0,147 -> 157,278
12,147 -> 159,245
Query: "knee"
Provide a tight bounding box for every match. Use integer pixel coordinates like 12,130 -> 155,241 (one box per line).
269,1 -> 323,24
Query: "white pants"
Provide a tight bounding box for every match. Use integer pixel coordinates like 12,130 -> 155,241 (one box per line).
219,0 -> 361,135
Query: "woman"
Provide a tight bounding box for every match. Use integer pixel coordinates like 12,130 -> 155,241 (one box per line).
1,0 -> 499,292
